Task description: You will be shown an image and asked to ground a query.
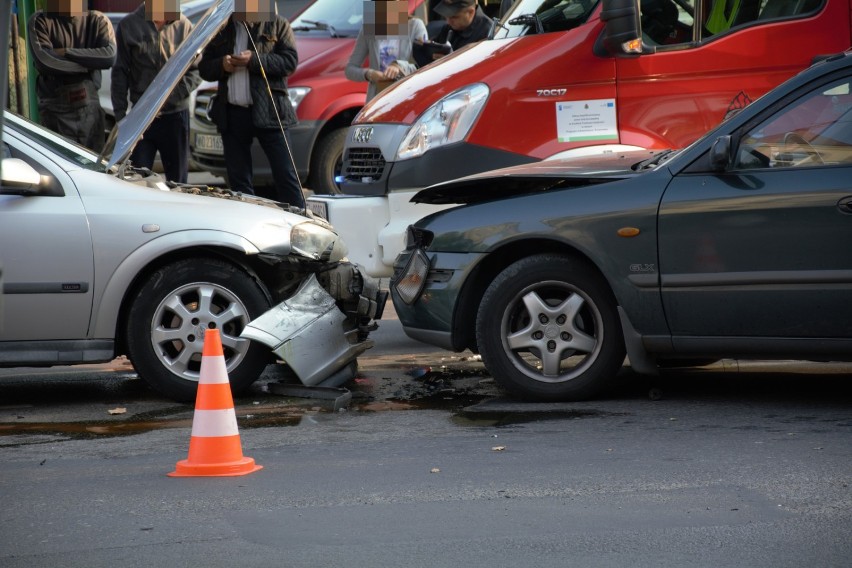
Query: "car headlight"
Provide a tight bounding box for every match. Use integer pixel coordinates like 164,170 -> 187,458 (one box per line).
288,87 -> 311,114
396,83 -> 490,161
291,221 -> 348,262
394,249 -> 431,305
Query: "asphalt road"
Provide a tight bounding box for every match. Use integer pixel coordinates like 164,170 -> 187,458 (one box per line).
1,309 -> 850,567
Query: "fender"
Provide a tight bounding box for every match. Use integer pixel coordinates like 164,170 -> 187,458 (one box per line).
314,92 -> 365,125
91,230 -> 261,338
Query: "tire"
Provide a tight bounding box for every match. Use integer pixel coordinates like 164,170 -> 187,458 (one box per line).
476,254 -> 626,401
125,258 -> 271,402
307,128 -> 346,195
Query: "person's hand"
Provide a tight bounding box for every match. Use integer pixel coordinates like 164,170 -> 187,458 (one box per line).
232,50 -> 252,66
366,69 -> 381,82
223,54 -> 236,72
383,63 -> 402,80
54,48 -> 66,57
432,52 -> 447,60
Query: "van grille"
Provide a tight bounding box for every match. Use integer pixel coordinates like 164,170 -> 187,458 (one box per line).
344,147 -> 385,182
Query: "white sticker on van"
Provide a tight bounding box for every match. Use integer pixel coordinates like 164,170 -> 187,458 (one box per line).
556,99 -> 618,143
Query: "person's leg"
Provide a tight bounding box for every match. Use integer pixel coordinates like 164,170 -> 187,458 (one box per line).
221,105 -> 255,194
256,127 -> 305,207
155,111 -> 190,183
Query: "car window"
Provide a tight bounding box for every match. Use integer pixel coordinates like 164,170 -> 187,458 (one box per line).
291,0 -> 365,37
734,75 -> 852,169
701,0 -> 824,39
494,0 -> 599,37
640,0 -> 695,45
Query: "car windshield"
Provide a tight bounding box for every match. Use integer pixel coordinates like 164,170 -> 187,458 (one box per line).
291,0 -> 364,37
3,111 -> 106,172
494,0 -> 599,38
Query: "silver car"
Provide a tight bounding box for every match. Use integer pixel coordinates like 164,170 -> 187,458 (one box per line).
0,0 -> 385,402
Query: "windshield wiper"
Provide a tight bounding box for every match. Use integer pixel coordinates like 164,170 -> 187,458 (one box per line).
635,149 -> 677,170
292,19 -> 339,37
508,13 -> 544,34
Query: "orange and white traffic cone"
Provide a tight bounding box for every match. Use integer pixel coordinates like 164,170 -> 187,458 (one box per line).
168,329 -> 262,477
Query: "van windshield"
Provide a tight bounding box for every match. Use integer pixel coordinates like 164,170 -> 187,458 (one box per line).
291,0 -> 364,37
494,0 -> 599,38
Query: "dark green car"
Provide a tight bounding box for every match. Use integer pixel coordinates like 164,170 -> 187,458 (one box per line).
391,52 -> 852,402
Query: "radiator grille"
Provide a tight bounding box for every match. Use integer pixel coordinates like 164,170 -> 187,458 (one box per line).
344,147 -> 385,182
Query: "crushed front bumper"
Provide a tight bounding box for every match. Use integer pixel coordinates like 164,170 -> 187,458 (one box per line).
242,266 -> 387,388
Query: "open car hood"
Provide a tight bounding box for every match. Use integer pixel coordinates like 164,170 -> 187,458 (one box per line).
102,0 -> 233,169
412,150 -> 666,205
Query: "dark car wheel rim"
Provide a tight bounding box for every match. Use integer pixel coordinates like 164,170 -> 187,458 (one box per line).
150,282 -> 253,381
500,280 -> 604,383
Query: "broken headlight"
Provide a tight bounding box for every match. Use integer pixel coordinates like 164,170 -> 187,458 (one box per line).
291,221 -> 348,262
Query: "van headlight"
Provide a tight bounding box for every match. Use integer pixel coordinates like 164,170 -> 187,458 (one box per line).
288,87 -> 311,113
396,83 -> 490,161
291,221 -> 348,262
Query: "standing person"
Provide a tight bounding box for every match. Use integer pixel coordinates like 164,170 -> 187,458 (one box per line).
112,0 -> 201,184
431,0 -> 493,58
198,0 -> 304,207
345,0 -> 427,102
27,0 -> 116,152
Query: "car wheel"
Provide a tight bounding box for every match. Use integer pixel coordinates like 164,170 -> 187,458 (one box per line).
476,254 -> 626,401
307,128 -> 346,195
125,258 -> 271,402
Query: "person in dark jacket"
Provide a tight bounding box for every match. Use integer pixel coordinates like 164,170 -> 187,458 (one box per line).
112,0 -> 201,183
198,0 -> 304,207
431,0 -> 493,58
27,0 -> 116,151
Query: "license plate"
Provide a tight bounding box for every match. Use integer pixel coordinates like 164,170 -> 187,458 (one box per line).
194,133 -> 223,154
306,199 -> 328,220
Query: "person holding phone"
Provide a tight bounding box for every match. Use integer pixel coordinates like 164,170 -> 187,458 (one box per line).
345,0 -> 428,102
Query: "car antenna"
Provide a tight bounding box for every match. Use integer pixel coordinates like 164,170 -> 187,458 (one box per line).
243,20 -> 307,215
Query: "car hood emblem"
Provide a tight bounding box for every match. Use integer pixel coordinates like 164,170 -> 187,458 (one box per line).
353,126 -> 373,144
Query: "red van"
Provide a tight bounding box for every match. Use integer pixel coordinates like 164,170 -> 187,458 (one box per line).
308,0 -> 852,276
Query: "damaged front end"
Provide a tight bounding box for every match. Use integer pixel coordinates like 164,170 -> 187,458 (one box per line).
99,0 -> 389,390
242,267 -> 386,388
243,220 -> 387,389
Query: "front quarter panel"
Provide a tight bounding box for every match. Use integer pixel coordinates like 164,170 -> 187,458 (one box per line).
412,170 -> 673,343
91,228 -> 262,339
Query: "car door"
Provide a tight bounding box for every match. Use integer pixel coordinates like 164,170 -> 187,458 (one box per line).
0,130 -> 95,342
657,71 -> 852,339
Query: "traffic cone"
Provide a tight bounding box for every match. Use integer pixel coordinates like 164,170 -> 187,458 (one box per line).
168,329 -> 262,477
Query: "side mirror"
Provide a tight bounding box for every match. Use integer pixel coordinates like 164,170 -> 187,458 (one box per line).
709,135 -> 732,172
600,0 -> 642,55
0,157 -> 42,194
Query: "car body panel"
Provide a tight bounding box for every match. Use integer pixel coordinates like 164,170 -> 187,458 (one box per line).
0,3 -> 386,399
330,0 -> 852,278
390,53 -> 852,397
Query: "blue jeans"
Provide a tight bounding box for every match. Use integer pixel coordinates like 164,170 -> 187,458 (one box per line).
221,104 -> 304,208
